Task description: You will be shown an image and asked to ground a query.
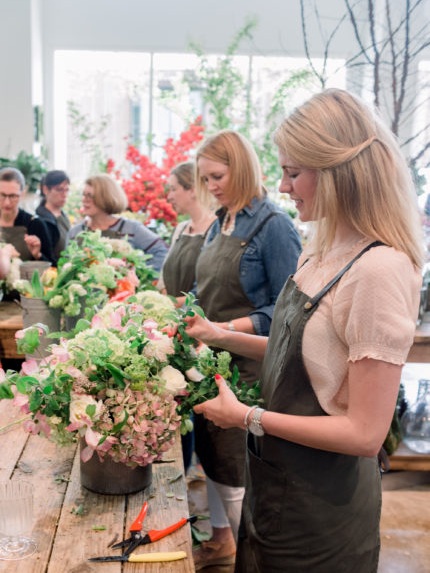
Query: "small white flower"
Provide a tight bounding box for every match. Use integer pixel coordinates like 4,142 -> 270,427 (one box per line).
185,367 -> 204,382
159,365 -> 187,394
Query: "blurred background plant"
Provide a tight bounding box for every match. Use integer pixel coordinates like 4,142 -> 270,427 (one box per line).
0,151 -> 47,194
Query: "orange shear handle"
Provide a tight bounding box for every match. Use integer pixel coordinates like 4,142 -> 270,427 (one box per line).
146,517 -> 188,543
129,501 -> 148,532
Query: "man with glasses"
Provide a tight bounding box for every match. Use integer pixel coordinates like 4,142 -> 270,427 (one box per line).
0,167 -> 54,263
36,170 -> 71,264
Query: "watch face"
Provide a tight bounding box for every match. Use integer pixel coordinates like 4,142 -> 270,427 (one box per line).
250,420 -> 264,437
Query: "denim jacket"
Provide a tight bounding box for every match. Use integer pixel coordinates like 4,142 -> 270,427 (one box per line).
203,196 -> 302,335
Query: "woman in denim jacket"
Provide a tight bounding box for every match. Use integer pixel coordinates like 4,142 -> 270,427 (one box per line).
192,130 -> 301,569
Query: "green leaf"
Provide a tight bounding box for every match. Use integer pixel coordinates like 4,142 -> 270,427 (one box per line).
191,524 -> 211,545
112,410 -> 129,433
104,363 -> 126,388
30,271 -> 44,298
86,404 -> 96,417
0,382 -> 14,400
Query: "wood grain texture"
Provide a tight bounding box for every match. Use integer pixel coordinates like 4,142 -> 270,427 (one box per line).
0,403 -> 194,573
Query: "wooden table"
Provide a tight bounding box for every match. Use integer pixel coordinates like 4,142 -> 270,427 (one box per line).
0,401 -> 195,572
0,301 -> 23,361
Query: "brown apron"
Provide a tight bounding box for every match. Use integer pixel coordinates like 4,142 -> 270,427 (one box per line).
0,226 -> 32,260
163,230 -> 206,297
194,214 -> 275,486
235,242 -> 382,573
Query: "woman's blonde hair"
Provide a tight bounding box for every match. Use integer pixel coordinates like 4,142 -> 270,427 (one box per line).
85,174 -> 128,215
171,161 -> 194,190
274,88 -> 423,267
195,130 -> 264,211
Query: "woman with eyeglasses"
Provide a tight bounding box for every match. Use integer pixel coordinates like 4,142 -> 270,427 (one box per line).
0,167 -> 54,263
36,170 -> 71,265
68,174 -> 167,271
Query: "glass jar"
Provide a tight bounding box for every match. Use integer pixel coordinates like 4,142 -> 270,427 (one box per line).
400,379 -> 430,454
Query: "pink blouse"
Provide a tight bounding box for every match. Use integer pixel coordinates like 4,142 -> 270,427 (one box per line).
293,239 -> 422,415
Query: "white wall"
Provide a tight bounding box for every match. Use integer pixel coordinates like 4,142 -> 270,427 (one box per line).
0,0 -> 34,157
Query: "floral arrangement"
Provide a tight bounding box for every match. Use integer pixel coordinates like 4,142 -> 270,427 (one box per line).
0,291 -> 260,468
13,231 -> 159,321
107,117 -> 204,221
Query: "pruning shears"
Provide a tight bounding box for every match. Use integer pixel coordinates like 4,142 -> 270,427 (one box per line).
88,501 -> 197,562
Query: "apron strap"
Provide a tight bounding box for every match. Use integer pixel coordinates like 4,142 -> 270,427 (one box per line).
240,211 -> 278,247
304,240 -> 385,311
116,217 -> 126,233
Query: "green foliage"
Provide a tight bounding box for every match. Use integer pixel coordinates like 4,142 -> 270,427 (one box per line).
67,100 -> 111,175
173,293 -> 262,434
185,19 -> 313,193
187,17 -> 257,133
257,69 -> 314,190
0,151 -> 47,194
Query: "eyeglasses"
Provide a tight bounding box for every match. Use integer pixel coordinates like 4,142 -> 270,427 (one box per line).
51,185 -> 69,194
82,192 -> 95,201
0,193 -> 20,201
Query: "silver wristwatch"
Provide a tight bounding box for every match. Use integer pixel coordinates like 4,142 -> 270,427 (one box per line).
248,407 -> 265,436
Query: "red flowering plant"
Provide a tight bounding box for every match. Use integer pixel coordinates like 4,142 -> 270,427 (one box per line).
107,117 -> 204,227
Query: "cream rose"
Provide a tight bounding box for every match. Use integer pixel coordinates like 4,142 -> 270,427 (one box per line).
69,393 -> 103,428
159,365 -> 187,394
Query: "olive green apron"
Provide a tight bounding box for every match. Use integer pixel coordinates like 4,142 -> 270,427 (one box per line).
93,218 -> 127,240
236,242 -> 382,573
54,213 -> 70,261
194,213 -> 275,486
163,230 -> 206,297
0,226 -> 32,260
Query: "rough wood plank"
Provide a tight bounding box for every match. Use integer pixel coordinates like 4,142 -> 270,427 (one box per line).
0,433 -> 75,573
47,446 -> 124,573
0,301 -> 24,360
126,438 -> 194,573
0,401 -> 29,480
46,435 -> 193,572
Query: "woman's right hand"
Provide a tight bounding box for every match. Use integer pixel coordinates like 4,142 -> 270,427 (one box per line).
184,314 -> 224,346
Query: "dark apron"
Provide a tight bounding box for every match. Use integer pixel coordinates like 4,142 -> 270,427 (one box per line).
236,242 -> 382,573
194,214 -> 275,486
163,230 -> 206,297
96,219 -> 127,240
0,226 -> 32,260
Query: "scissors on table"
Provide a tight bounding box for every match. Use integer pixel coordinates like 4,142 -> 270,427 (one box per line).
88,501 -> 197,562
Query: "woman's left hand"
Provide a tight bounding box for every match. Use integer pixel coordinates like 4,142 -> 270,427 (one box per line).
194,374 -> 248,429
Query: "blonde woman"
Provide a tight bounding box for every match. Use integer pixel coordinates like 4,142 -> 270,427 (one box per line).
158,161 -> 215,299
191,131 -> 301,569
186,90 -> 423,572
